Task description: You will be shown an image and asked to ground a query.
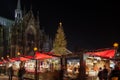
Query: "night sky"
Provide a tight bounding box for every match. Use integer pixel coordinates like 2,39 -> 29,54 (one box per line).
0,0 -> 120,51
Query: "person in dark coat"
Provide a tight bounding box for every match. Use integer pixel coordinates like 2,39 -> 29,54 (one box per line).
102,65 -> 108,80
109,65 -> 120,80
18,65 -> 25,80
98,67 -> 103,80
8,66 -> 13,80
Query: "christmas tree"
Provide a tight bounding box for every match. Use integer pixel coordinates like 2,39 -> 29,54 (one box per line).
53,22 -> 67,55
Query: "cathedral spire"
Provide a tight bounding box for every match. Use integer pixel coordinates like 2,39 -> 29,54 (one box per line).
36,11 -> 40,27
37,11 -> 39,22
29,4 -> 33,13
15,0 -> 22,23
23,6 -> 26,16
17,0 -> 21,9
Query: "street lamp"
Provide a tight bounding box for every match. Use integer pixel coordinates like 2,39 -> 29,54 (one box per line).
113,42 -> 119,59
113,42 -> 119,48
17,52 -> 21,56
1,57 -> 4,60
7,55 -> 9,62
7,55 -> 9,58
34,47 -> 38,80
34,47 -> 38,52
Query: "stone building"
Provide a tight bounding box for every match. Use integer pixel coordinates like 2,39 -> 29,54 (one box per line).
0,0 -> 53,57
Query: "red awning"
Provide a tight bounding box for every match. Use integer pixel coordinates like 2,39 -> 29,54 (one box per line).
34,52 -> 53,60
86,49 -> 116,58
0,61 -> 3,64
10,56 -> 30,62
19,57 -> 31,61
24,56 -> 33,59
7,52 -> 54,62
8,58 -> 16,62
0,59 -> 8,64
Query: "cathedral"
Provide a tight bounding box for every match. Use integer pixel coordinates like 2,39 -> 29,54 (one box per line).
0,0 -> 53,57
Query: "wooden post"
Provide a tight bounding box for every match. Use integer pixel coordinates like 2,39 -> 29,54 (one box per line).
79,51 -> 86,80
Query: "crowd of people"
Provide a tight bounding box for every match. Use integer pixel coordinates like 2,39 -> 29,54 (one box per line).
98,65 -> 120,80
7,62 -> 26,80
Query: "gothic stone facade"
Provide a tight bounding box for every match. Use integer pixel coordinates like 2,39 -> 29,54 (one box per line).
0,0 -> 52,57
11,11 -> 53,57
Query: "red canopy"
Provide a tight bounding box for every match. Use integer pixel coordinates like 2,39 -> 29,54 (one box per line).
2,59 -> 8,63
34,52 -> 53,60
0,59 -> 8,64
8,58 -> 16,62
0,61 -> 3,64
24,56 -> 33,59
7,52 -> 54,62
19,57 -> 31,61
10,56 -> 30,62
86,49 -> 116,58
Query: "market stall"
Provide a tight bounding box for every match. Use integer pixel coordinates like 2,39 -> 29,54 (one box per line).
85,49 -> 116,76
